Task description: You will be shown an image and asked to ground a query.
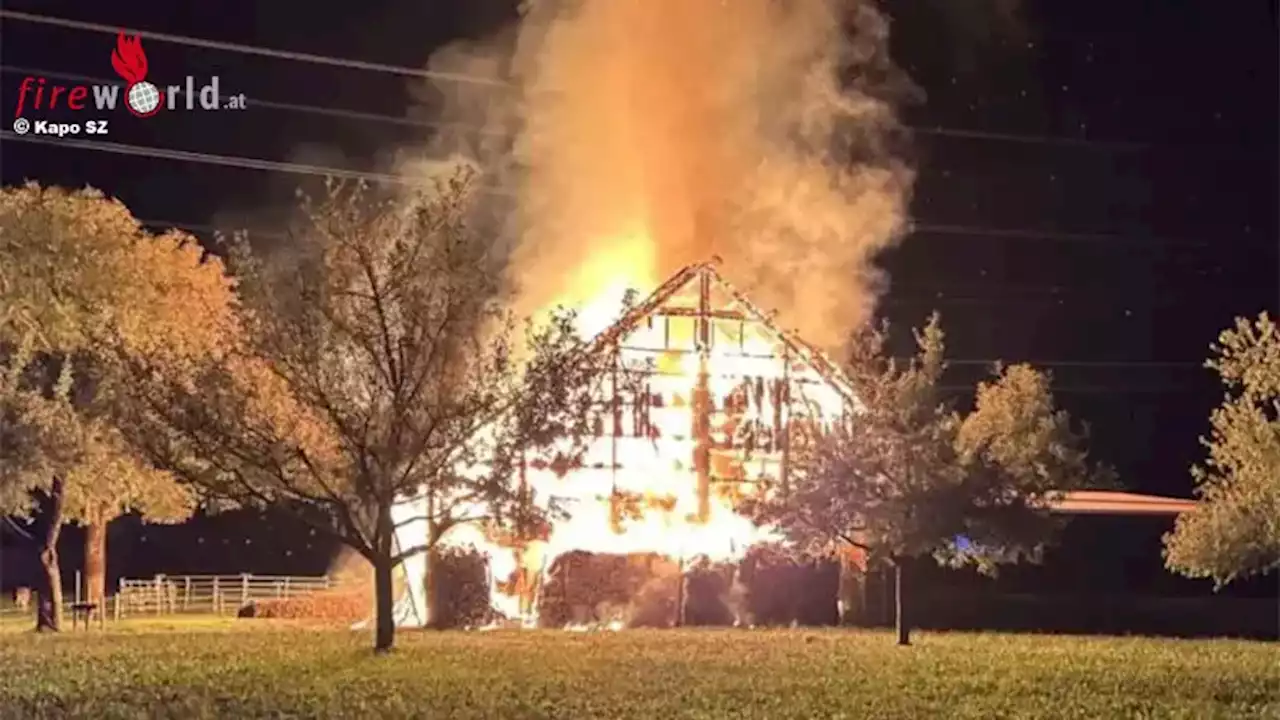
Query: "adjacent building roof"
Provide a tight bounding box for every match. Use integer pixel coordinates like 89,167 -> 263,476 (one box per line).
1048,490 -> 1196,516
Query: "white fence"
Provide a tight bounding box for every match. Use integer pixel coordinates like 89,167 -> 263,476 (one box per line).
113,573 -> 336,618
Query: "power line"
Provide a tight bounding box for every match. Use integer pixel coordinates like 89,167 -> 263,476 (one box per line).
0,14 -> 1155,151
914,125 -> 1147,151
117,217 -> 1205,372
1,68 -> 1239,251
0,131 -> 479,190
0,207 -> 1194,393
940,359 -> 1202,369
2,132 -> 1229,250
0,9 -> 506,87
907,223 -> 1221,249
939,385 -> 1201,395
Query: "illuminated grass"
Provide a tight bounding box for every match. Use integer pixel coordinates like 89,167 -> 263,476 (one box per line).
0,627 -> 1274,718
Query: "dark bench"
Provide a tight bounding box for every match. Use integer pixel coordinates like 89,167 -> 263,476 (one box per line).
69,601 -> 101,630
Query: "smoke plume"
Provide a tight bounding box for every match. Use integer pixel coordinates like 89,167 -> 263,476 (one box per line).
412,0 -> 916,350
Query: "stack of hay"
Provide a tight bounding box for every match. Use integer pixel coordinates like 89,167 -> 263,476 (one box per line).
237,546 -> 497,626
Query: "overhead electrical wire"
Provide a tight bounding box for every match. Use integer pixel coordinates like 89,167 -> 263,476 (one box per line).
0,131 -> 1226,250
0,11 -> 1242,393
0,10 -> 1153,150
0,9 -> 506,87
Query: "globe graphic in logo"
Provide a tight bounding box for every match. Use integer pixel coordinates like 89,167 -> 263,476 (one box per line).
127,82 -> 162,115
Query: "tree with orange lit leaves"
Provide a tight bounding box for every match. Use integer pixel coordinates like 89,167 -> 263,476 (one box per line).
115,169 -> 612,652
1163,313 -> 1280,586
745,313 -> 1110,646
0,183 -> 236,632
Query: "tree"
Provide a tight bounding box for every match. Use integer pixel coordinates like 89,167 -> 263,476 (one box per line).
0,183 -> 236,630
115,170 -> 614,652
1163,312 -> 1280,585
745,314 -> 1108,645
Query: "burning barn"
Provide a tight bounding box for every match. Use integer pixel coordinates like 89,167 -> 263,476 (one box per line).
389,259 -> 866,628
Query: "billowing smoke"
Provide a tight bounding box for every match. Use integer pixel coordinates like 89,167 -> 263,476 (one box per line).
412,0 -> 916,350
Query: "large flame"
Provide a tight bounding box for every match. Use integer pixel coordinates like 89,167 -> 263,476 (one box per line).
393,228 -> 852,628
392,0 -> 907,627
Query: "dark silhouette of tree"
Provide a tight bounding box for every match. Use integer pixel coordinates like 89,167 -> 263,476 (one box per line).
745,314 -> 1110,644
117,170 -> 618,652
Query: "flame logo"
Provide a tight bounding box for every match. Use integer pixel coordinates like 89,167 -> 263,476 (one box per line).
110,32 -> 164,118
111,33 -> 149,83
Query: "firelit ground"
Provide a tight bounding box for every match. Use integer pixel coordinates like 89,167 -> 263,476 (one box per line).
0,621 -> 1274,718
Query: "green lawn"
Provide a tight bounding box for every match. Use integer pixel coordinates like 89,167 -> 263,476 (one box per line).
0,623 -> 1275,719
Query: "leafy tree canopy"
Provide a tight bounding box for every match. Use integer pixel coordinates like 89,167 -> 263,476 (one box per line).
1164,312 -> 1280,586
112,170 -> 623,649
746,313 -> 1110,575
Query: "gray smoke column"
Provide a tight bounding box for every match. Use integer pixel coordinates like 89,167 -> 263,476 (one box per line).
413,0 -> 917,350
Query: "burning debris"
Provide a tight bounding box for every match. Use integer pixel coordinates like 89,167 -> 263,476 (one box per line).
386,261 -> 864,629
388,0 -> 914,630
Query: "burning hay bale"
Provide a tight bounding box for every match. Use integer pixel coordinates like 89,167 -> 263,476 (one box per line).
738,544 -> 839,626
626,558 -> 745,628
431,547 -> 500,628
683,560 -> 743,626
536,551 -> 747,628
537,551 -> 675,628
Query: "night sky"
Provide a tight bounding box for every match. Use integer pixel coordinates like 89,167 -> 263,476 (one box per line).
1,2 -> 1276,598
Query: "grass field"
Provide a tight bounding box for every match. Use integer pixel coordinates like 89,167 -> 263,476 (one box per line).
0,620 -> 1275,719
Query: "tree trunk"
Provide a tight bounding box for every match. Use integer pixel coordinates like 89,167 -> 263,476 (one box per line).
894,559 -> 909,646
36,478 -> 66,632
83,508 -> 107,609
371,495 -> 398,653
373,556 -> 395,653
424,544 -> 442,629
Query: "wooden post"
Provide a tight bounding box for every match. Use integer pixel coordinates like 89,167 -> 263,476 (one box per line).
692,269 -> 713,524
609,349 -> 623,534
74,570 -> 81,604
673,552 -> 686,628
777,348 -> 791,495
213,577 -> 221,615
183,577 -> 191,610
240,573 -> 249,609
153,575 -> 162,616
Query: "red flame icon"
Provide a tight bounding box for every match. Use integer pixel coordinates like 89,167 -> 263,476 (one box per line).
111,32 -> 164,118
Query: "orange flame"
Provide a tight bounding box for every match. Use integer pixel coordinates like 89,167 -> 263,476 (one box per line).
111,33 -> 150,84
392,229 -> 853,629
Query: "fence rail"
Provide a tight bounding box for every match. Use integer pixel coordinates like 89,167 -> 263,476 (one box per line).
115,574 -> 336,618
0,573 -> 336,621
